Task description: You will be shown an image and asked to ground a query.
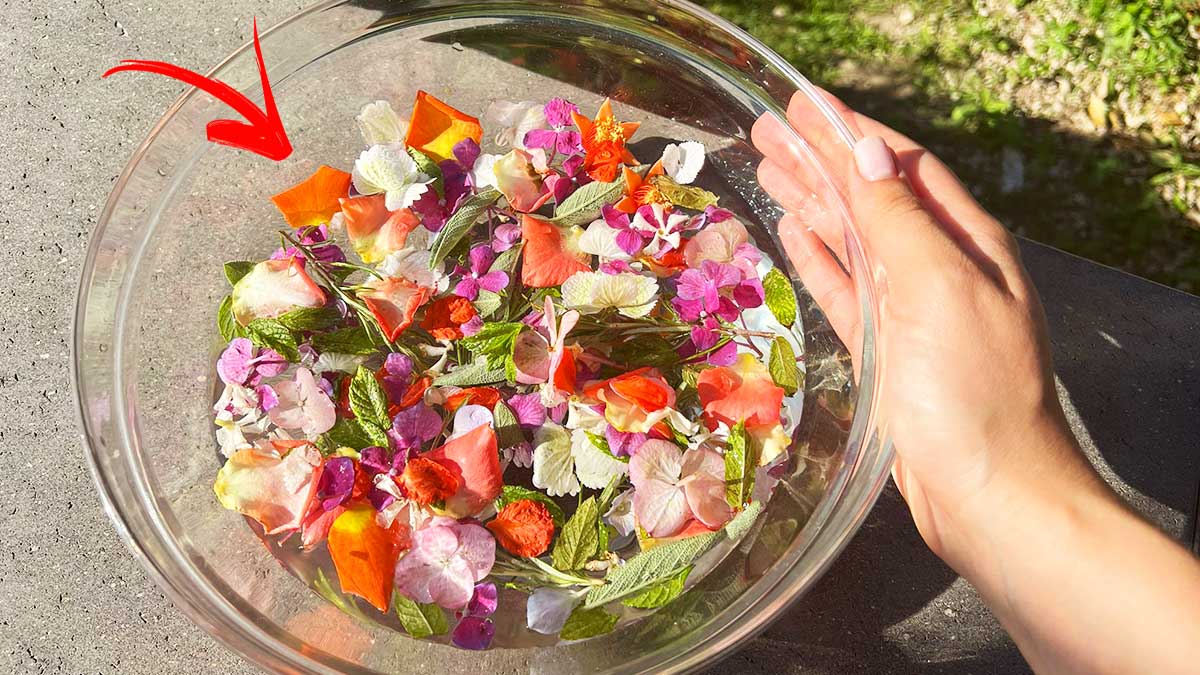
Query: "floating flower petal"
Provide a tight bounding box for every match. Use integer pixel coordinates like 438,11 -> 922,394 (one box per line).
230,258 -> 327,325
339,194 -> 422,264
358,277 -> 432,341
520,215 -> 590,288
424,424 -> 502,517
357,100 -> 408,146
406,91 -> 484,163
328,503 -> 410,612
352,142 -> 433,211
560,270 -> 658,318
271,165 -> 353,230
214,443 -> 321,535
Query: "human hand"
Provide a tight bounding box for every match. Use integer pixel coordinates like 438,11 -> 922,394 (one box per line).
751,91 -> 1105,573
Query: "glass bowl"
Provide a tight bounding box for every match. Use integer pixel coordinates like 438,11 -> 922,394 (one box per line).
74,0 -> 892,672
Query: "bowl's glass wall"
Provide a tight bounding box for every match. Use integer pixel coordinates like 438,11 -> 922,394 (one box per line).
76,1 -> 891,673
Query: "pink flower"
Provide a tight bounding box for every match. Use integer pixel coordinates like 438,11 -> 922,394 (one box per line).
454,245 -> 510,300
629,440 -> 732,537
394,516 -> 495,609
268,368 -> 336,436
511,297 -> 579,404
672,260 -> 764,322
216,338 -> 287,387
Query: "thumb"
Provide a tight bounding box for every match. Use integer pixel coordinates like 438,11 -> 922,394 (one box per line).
846,136 -> 960,273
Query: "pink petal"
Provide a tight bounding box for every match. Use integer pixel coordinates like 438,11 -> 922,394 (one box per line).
633,479 -> 690,538
217,338 -> 254,386
629,439 -> 683,486
454,521 -> 496,581
427,558 -> 476,609
511,330 -> 551,384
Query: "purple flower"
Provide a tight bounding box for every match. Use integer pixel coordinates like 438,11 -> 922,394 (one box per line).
544,172 -> 575,203
255,384 -> 280,411
690,205 -> 735,229
599,259 -> 636,275
605,426 -> 647,457
507,393 -> 547,428
602,204 -> 649,256
543,98 -> 579,127
672,260 -> 762,322
452,582 -> 498,650
491,222 -> 522,253
454,245 -> 510,301
388,403 -> 442,451
461,315 -> 484,337
271,224 -> 345,264
561,154 -> 584,178
523,98 -> 583,157
217,338 -> 288,387
381,353 -> 413,402
453,138 -> 481,168
316,456 -> 355,512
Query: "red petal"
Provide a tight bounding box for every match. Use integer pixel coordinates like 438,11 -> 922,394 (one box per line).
360,278 -> 432,341
328,503 -> 409,612
696,355 -> 785,430
520,215 -> 590,288
424,424 -> 502,517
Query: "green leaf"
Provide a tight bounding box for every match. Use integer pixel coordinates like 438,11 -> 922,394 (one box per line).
584,502 -> 763,609
310,326 -> 377,356
610,336 -> 680,369
432,358 -> 508,387
224,261 -> 256,286
492,399 -> 526,451
585,431 -> 628,463
460,322 -> 523,370
621,565 -> 691,609
550,178 -> 624,227
724,421 -> 758,508
495,485 -> 565,527
277,305 -> 342,332
394,594 -> 449,639
245,318 -> 299,361
312,569 -> 371,622
559,606 -> 618,641
762,268 -> 798,328
363,420 -> 391,448
473,289 -> 503,318
217,295 -> 243,342
323,418 -> 380,451
492,242 -> 523,274
768,337 -> 801,395
650,175 -> 719,211
429,188 -> 500,268
407,147 -> 444,198
552,496 -> 600,571
348,366 -> 390,429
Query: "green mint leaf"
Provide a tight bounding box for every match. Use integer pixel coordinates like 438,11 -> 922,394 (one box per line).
245,318 -> 299,361
762,268 -> 798,328
724,421 -> 759,508
432,358 -> 507,387
323,418 -> 376,451
650,175 -> 719,211
348,366 -> 390,429
277,305 -> 342,332
552,496 -> 601,571
560,606 -> 618,641
460,322 -> 523,370
394,593 -> 449,638
550,177 -> 624,228
429,188 -> 500,268
217,295 -> 244,342
621,565 -> 691,609
473,289 -> 503,318
492,399 -> 527,451
406,148 -> 444,199
363,420 -> 391,448
223,261 -> 256,286
491,242 -> 523,274
310,326 -> 377,356
584,502 -> 763,609
495,485 -> 565,527
768,337 -> 801,395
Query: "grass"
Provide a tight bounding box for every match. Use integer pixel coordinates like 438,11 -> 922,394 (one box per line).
703,0 -> 1200,293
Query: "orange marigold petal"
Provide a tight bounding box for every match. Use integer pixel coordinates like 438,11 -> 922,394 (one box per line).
405,91 -> 483,163
520,215 -> 591,288
271,165 -> 352,229
400,457 -> 461,506
420,295 -> 479,341
327,503 -> 410,612
486,499 -> 555,557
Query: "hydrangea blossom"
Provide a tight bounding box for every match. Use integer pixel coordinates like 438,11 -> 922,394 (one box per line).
352,142 -> 435,211
394,516 -> 495,609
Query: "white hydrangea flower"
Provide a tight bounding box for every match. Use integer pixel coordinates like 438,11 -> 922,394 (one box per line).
356,100 -> 408,146
561,270 -> 659,318
603,488 -> 637,538
351,142 -> 433,211
311,352 -> 366,375
660,140 -> 706,185
571,429 -> 629,490
526,587 -> 585,635
578,219 -> 630,260
532,423 -> 580,497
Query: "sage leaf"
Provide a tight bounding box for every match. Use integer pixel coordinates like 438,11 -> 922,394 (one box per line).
650,175 -> 718,211
394,594 -> 449,638
277,305 -> 342,332
550,178 -> 623,228
223,261 -> 255,286
245,318 -> 299,361
311,326 -> 377,355
473,289 -> 503,318
724,421 -> 758,508
348,365 -> 390,429
428,188 -> 500,268
559,606 -> 618,641
762,268 -> 797,327
621,565 -> 691,609
406,147 -> 444,198
492,242 -> 523,274
495,485 -> 565,527
552,497 -> 600,571
768,336 -> 801,395
583,502 -> 763,609
432,358 -> 507,387
492,399 -> 526,451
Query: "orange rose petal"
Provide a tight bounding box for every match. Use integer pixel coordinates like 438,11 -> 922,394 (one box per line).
696,355 -> 786,430
425,424 -> 502,517
487,499 -> 555,557
405,90 -> 483,163
520,215 -> 591,288
446,387 -> 502,412
340,196 -> 422,264
328,503 -> 410,612
607,367 -> 673,412
360,278 -> 432,341
271,165 -> 353,229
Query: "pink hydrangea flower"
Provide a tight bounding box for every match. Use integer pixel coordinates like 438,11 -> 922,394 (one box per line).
629,440 -> 732,537
394,517 -> 495,609
268,368 -> 336,436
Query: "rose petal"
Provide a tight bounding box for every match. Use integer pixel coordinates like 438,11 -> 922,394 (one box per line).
520,215 -> 590,288
271,165 -> 352,229
425,425 -> 502,517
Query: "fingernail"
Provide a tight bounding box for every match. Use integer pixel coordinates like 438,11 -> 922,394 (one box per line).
853,136 -> 898,182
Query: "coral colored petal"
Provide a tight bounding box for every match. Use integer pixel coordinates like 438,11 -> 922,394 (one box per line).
328,503 -> 410,612
520,215 -> 590,288
359,278 -> 432,341
424,424 -> 502,517
231,258 -> 327,325
341,195 -> 422,264
406,91 -> 484,163
696,353 -> 786,430
271,165 -> 353,229
609,370 -> 672,413
214,445 -> 321,535
493,149 -> 551,213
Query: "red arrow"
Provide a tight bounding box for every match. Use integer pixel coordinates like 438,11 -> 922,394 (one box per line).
103,18 -> 293,161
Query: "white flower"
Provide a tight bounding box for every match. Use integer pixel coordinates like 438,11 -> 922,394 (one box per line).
526,587 -> 585,635
378,247 -> 448,292
351,142 -> 433,211
213,384 -> 271,457
561,271 -> 659,318
578,219 -> 630,260
451,404 -> 493,439
356,100 -> 408,146
311,352 -> 366,375
660,141 -> 705,184
603,489 -> 637,538
532,423 -> 580,497
571,429 -> 628,490
564,400 -> 607,433
470,153 -> 500,190
486,100 -> 547,149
